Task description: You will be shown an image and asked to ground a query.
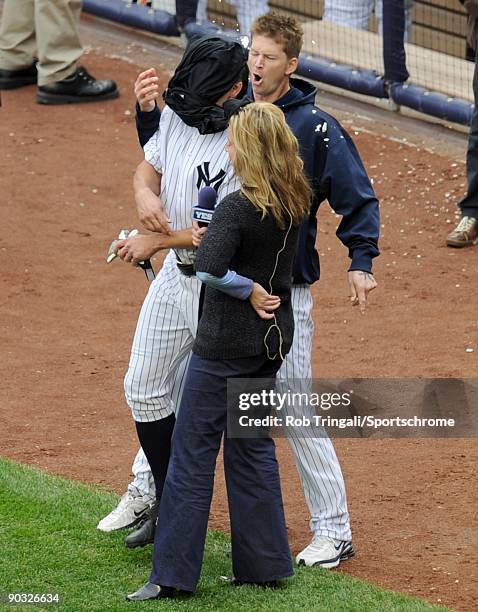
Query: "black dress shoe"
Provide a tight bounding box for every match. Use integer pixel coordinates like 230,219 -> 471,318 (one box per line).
126,582 -> 176,601
124,502 -> 158,549
0,62 -> 37,90
36,66 -> 119,104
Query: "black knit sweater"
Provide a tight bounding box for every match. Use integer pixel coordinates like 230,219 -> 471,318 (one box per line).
193,190 -> 299,360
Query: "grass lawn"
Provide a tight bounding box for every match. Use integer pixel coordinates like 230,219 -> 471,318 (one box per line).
0,458 -> 448,612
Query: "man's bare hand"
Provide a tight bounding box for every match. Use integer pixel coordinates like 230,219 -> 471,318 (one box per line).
134,68 -> 160,112
192,221 -> 207,248
348,270 -> 377,314
115,234 -> 164,265
249,282 -> 281,320
134,161 -> 171,234
136,188 -> 172,234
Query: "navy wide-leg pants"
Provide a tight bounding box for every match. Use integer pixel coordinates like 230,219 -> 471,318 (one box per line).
150,352 -> 293,592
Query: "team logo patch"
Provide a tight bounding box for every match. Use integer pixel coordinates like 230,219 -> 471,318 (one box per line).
196,162 -> 226,191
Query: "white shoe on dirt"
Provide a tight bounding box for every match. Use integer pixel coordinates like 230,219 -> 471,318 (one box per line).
97,491 -> 151,532
296,535 -> 355,569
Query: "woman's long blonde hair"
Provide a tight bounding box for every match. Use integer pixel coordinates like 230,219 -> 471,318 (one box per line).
229,102 -> 311,228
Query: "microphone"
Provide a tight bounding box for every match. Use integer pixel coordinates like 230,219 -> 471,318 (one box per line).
192,186 -> 217,227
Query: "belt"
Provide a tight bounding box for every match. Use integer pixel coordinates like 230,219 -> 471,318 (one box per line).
176,262 -> 196,277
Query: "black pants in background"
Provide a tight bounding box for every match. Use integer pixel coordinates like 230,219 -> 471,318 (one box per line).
459,40 -> 478,219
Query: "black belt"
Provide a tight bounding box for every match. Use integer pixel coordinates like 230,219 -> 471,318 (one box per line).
176,262 -> 196,277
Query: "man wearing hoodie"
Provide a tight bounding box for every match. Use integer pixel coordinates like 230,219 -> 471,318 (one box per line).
107,13 -> 380,570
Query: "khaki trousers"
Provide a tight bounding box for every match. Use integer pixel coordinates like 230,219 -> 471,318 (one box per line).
0,0 -> 83,85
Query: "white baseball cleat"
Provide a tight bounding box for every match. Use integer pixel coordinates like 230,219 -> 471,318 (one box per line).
97,491 -> 151,532
296,535 -> 355,569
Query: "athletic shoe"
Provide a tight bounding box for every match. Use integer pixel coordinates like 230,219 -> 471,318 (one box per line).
126,582 -> 177,601
124,502 -> 158,548
446,215 -> 478,247
296,535 -> 355,569
96,491 -> 150,532
37,66 -> 118,104
0,62 -> 37,90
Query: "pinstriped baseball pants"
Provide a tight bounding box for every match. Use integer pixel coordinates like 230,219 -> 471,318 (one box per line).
277,286 -> 351,541
124,254 -> 199,422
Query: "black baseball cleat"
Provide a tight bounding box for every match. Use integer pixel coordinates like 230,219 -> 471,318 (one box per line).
124,502 -> 158,548
126,582 -> 177,601
36,66 -> 119,104
0,62 -> 37,90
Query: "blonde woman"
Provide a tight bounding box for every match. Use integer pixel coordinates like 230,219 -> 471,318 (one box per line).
127,102 -> 311,601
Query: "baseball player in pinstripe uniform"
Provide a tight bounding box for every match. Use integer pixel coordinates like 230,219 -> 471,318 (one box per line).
97,35 -> 248,541
99,15 -> 380,570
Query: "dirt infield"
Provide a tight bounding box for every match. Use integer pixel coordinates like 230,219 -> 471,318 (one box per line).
1,45 -> 477,611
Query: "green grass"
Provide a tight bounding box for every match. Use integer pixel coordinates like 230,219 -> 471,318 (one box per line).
0,458 -> 448,612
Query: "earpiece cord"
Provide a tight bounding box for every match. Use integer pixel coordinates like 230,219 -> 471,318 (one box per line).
264,208 -> 293,362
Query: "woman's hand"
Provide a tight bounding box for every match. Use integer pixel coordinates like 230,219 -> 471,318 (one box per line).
192,221 -> 208,248
249,282 -> 281,320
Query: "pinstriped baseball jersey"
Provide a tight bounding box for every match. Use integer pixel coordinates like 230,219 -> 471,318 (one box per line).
125,109 -> 242,423
144,106 -> 240,265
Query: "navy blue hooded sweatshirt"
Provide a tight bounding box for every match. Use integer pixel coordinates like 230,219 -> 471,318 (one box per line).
135,77 -> 380,285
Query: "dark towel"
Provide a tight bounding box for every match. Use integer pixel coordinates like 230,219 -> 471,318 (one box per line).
164,35 -> 248,134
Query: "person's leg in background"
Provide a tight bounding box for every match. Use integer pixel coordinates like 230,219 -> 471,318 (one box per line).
279,285 -> 353,568
175,0 -> 199,29
322,0 -> 374,30
447,31 -> 478,247
35,0 -> 118,104
34,0 -> 82,86
228,0 -> 270,36
375,0 -> 415,42
0,0 -> 118,101
195,0 -> 208,24
0,0 -> 38,88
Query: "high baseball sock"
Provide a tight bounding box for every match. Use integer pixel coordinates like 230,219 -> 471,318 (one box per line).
135,414 -> 175,502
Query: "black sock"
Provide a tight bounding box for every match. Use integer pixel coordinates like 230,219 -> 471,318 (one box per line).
135,413 -> 175,502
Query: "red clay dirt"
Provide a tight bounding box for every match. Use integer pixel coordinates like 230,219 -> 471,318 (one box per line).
1,49 -> 477,612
